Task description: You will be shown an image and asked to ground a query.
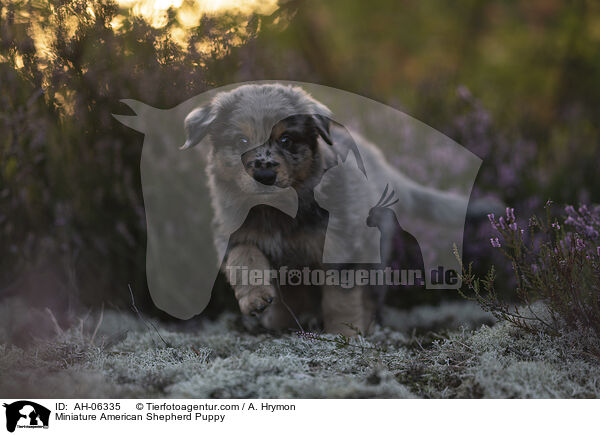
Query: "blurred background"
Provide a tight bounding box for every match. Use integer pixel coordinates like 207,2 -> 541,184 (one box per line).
1,0 -> 599,331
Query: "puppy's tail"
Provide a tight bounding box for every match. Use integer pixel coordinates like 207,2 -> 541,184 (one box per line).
406,182 -> 469,226
390,172 -> 501,226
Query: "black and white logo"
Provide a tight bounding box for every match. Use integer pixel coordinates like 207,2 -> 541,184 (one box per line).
3,401 -> 50,433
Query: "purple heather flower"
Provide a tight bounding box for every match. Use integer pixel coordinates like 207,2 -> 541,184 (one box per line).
490,237 -> 501,248
509,222 -> 518,231
597,247 -> 600,256
585,225 -> 598,238
487,213 -> 497,229
576,238 -> 585,251
457,85 -> 472,100
498,217 -> 506,229
506,207 -> 516,221
552,222 -> 561,230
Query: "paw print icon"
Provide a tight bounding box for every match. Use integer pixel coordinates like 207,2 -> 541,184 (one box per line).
286,269 -> 303,286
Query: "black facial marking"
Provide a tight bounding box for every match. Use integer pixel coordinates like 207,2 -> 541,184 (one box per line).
272,115 -> 320,157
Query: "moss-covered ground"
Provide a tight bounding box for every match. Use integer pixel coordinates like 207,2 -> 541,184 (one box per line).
1,299 -> 599,398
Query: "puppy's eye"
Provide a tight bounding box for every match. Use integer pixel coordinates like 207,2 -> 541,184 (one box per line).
278,135 -> 293,147
234,136 -> 249,147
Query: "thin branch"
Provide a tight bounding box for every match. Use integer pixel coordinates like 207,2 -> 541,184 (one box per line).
128,284 -> 171,347
272,277 -> 304,333
90,302 -> 104,346
45,307 -> 64,335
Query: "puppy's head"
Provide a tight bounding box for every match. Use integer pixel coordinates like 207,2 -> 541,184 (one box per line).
182,84 -> 332,192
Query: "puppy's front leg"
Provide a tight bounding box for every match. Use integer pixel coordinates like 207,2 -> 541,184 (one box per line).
322,285 -> 375,336
224,244 -> 277,317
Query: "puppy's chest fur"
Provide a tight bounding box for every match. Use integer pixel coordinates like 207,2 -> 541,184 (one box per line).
228,201 -> 328,268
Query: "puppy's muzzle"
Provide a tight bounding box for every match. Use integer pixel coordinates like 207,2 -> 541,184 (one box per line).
243,147 -> 280,186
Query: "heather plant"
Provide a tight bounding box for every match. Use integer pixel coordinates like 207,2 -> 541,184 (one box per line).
0,0 -> 269,311
457,202 -> 600,343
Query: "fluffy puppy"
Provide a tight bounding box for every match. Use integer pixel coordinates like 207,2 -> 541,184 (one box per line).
183,84 -> 476,335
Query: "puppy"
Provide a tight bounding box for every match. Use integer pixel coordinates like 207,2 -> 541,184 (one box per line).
183,84 -> 477,335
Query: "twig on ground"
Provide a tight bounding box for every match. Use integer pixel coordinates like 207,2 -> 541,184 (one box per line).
45,307 -> 64,335
296,330 -> 384,353
128,284 -> 172,347
411,328 -> 426,351
272,278 -> 304,333
90,302 -> 104,346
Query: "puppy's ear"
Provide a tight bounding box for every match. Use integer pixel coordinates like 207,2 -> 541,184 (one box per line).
307,98 -> 333,145
181,105 -> 215,150
313,114 -> 332,145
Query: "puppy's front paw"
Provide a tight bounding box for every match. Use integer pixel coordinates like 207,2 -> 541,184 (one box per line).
238,285 -> 276,316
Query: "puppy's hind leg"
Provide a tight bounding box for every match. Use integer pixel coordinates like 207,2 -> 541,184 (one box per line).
322,285 -> 376,336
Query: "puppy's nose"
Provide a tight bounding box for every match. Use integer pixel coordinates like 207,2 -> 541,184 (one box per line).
253,168 -> 277,185
254,160 -> 280,169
